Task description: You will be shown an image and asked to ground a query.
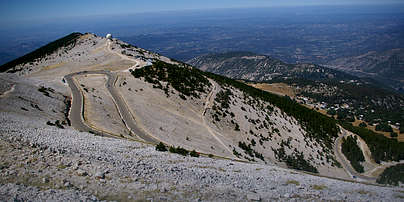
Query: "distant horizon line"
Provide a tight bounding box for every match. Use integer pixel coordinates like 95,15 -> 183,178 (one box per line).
4,3 -> 404,25
58,3 -> 404,18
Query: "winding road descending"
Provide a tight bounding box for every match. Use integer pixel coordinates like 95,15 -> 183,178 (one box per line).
334,130 -> 377,181
65,70 -> 159,144
105,72 -> 159,144
65,72 -> 110,137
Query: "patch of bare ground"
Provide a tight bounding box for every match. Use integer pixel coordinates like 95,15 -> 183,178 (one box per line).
116,72 -> 234,157
249,83 -> 296,98
1,110 -> 402,201
74,74 -> 131,138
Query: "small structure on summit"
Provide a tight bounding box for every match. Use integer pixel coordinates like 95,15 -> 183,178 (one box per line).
146,59 -> 153,66
106,34 -> 112,40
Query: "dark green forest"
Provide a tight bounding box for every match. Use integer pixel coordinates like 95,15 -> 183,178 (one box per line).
281,78 -> 404,125
132,61 -> 210,99
341,135 -> 365,173
272,146 -> 319,173
376,164 -> 404,186
340,122 -> 404,163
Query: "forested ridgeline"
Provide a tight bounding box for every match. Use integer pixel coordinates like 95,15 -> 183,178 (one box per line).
1,32 -> 83,72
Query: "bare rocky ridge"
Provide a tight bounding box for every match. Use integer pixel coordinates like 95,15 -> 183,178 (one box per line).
327,48 -> 404,93
188,51 -> 355,82
0,33 -> 403,200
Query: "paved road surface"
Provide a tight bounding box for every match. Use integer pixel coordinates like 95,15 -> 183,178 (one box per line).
65,72 -> 114,138
334,130 -> 377,181
65,70 -> 158,144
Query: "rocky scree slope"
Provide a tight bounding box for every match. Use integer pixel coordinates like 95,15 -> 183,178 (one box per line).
128,60 -> 345,175
0,75 -> 403,201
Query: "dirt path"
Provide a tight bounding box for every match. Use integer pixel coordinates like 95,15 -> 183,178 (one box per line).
106,40 -> 139,69
366,160 -> 404,177
356,135 -> 378,166
201,79 -> 234,157
0,85 -> 15,98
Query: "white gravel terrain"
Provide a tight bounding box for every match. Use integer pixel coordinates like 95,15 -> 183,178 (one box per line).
1,102 -> 403,201
117,72 -> 349,178
1,33 -> 403,201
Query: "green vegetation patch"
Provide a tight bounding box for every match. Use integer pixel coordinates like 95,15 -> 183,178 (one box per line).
132,61 -> 210,99
341,122 -> 404,163
1,32 -> 82,72
204,72 -> 339,151
312,184 -> 327,190
376,164 -> 404,186
286,180 -> 300,186
156,142 -> 167,152
375,122 -> 393,133
237,141 -> 265,162
169,146 -> 189,156
155,142 -> 200,158
46,120 -> 65,129
359,122 -> 367,128
272,147 -> 318,173
341,135 -> 365,173
38,86 -> 55,97
190,150 -> 200,157
214,89 -> 233,109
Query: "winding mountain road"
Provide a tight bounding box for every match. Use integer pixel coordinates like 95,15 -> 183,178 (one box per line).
65,70 -> 159,144
334,130 -> 377,181
65,72 -> 110,137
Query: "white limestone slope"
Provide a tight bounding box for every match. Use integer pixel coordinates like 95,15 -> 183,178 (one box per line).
0,73 -> 402,201
1,32 -> 404,200
4,33 -> 348,177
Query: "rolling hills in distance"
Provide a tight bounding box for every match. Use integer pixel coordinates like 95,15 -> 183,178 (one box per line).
0,32 -> 403,200
188,52 -> 404,131
327,48 -> 404,93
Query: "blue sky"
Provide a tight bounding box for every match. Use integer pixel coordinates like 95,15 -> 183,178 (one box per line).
1,0 -> 403,23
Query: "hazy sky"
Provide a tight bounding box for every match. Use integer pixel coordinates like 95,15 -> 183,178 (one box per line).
1,0 -> 403,23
